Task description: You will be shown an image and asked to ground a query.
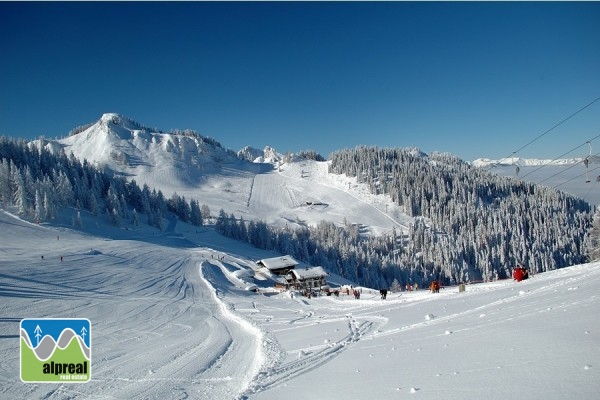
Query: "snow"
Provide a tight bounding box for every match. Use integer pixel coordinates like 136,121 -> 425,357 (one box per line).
3,116 -> 598,398
472,157 -> 583,168
1,204 -> 600,399
54,116 -> 413,236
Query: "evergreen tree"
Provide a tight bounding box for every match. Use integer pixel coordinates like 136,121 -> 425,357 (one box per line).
190,199 -> 203,226
13,169 -> 28,215
201,204 -> 211,221
111,207 -> 121,227
34,189 -> 43,222
0,159 -> 11,204
43,192 -> 56,220
132,208 -> 139,227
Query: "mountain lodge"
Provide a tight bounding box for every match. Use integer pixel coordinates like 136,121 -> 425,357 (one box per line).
256,255 -> 299,276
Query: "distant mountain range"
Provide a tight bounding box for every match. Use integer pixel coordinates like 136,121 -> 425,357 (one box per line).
472,156 -> 587,167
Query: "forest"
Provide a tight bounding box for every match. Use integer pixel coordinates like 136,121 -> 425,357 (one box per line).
0,137 -> 204,232
216,147 -> 596,288
1,137 -> 596,289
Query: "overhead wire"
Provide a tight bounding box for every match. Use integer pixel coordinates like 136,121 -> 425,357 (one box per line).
583,172 -> 600,199
519,133 -> 600,181
489,96 -> 600,190
501,96 -> 600,163
536,152 -> 600,186
552,163 -> 600,188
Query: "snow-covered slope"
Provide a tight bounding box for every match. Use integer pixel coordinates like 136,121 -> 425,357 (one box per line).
50,113 -> 600,237
2,114 -> 600,398
59,113 -> 264,187
52,114 -> 412,236
1,203 -> 599,400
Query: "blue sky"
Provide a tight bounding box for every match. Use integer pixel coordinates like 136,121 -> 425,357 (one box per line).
1,2 -> 599,162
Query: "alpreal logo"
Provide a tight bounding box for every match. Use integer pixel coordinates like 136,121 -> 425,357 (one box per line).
20,318 -> 91,383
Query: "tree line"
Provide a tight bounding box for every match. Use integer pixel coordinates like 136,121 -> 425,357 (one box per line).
0,137 -> 207,230
215,146 -> 596,289
2,135 -> 596,290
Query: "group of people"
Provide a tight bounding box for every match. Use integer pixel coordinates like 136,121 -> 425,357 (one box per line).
404,283 -> 419,291
338,286 -> 362,298
333,282 -> 443,300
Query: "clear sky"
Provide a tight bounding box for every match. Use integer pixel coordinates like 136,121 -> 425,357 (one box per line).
1,1 -> 599,162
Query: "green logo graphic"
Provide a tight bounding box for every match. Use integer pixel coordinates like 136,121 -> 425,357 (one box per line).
20,318 -> 91,383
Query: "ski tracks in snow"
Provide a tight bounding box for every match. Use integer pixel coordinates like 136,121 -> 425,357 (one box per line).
240,313 -> 373,397
197,259 -> 380,398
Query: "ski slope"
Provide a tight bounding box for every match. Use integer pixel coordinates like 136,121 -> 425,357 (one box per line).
0,211 -> 262,399
247,161 -> 411,235
54,115 -> 413,237
1,208 -> 599,399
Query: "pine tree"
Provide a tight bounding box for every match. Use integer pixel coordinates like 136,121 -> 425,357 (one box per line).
132,208 -> 139,227
0,159 -> 11,204
43,192 -> 55,220
111,207 -> 121,227
13,169 -> 28,215
201,204 -> 211,221
73,210 -> 83,228
34,189 -> 43,222
190,199 -> 203,227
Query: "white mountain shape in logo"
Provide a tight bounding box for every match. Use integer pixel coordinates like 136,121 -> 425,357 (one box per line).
21,328 -> 90,361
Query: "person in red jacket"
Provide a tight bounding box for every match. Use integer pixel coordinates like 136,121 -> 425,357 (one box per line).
513,266 -> 524,282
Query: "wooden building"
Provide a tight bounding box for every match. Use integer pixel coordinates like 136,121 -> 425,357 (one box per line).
255,255 -> 299,276
286,266 -> 329,291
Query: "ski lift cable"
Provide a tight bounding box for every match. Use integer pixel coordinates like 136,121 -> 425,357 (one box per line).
552,165 -> 600,200
582,174 -> 600,199
551,160 -> 600,188
519,133 -> 600,181
535,158 -> 589,185
533,154 -> 600,188
502,96 -> 600,162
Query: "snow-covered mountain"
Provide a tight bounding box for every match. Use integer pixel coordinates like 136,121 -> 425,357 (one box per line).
45,113 -> 412,236
238,145 -> 284,163
57,113 -> 262,184
472,156 -> 585,168
37,112 -> 599,245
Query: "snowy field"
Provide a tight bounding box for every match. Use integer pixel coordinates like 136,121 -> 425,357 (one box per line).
1,206 -> 599,399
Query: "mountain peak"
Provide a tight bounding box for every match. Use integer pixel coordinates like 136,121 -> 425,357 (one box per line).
100,113 -> 122,123
97,113 -> 152,133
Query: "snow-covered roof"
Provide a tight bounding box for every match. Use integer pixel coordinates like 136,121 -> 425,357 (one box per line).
289,266 -> 328,280
256,255 -> 299,271
272,275 -> 288,284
